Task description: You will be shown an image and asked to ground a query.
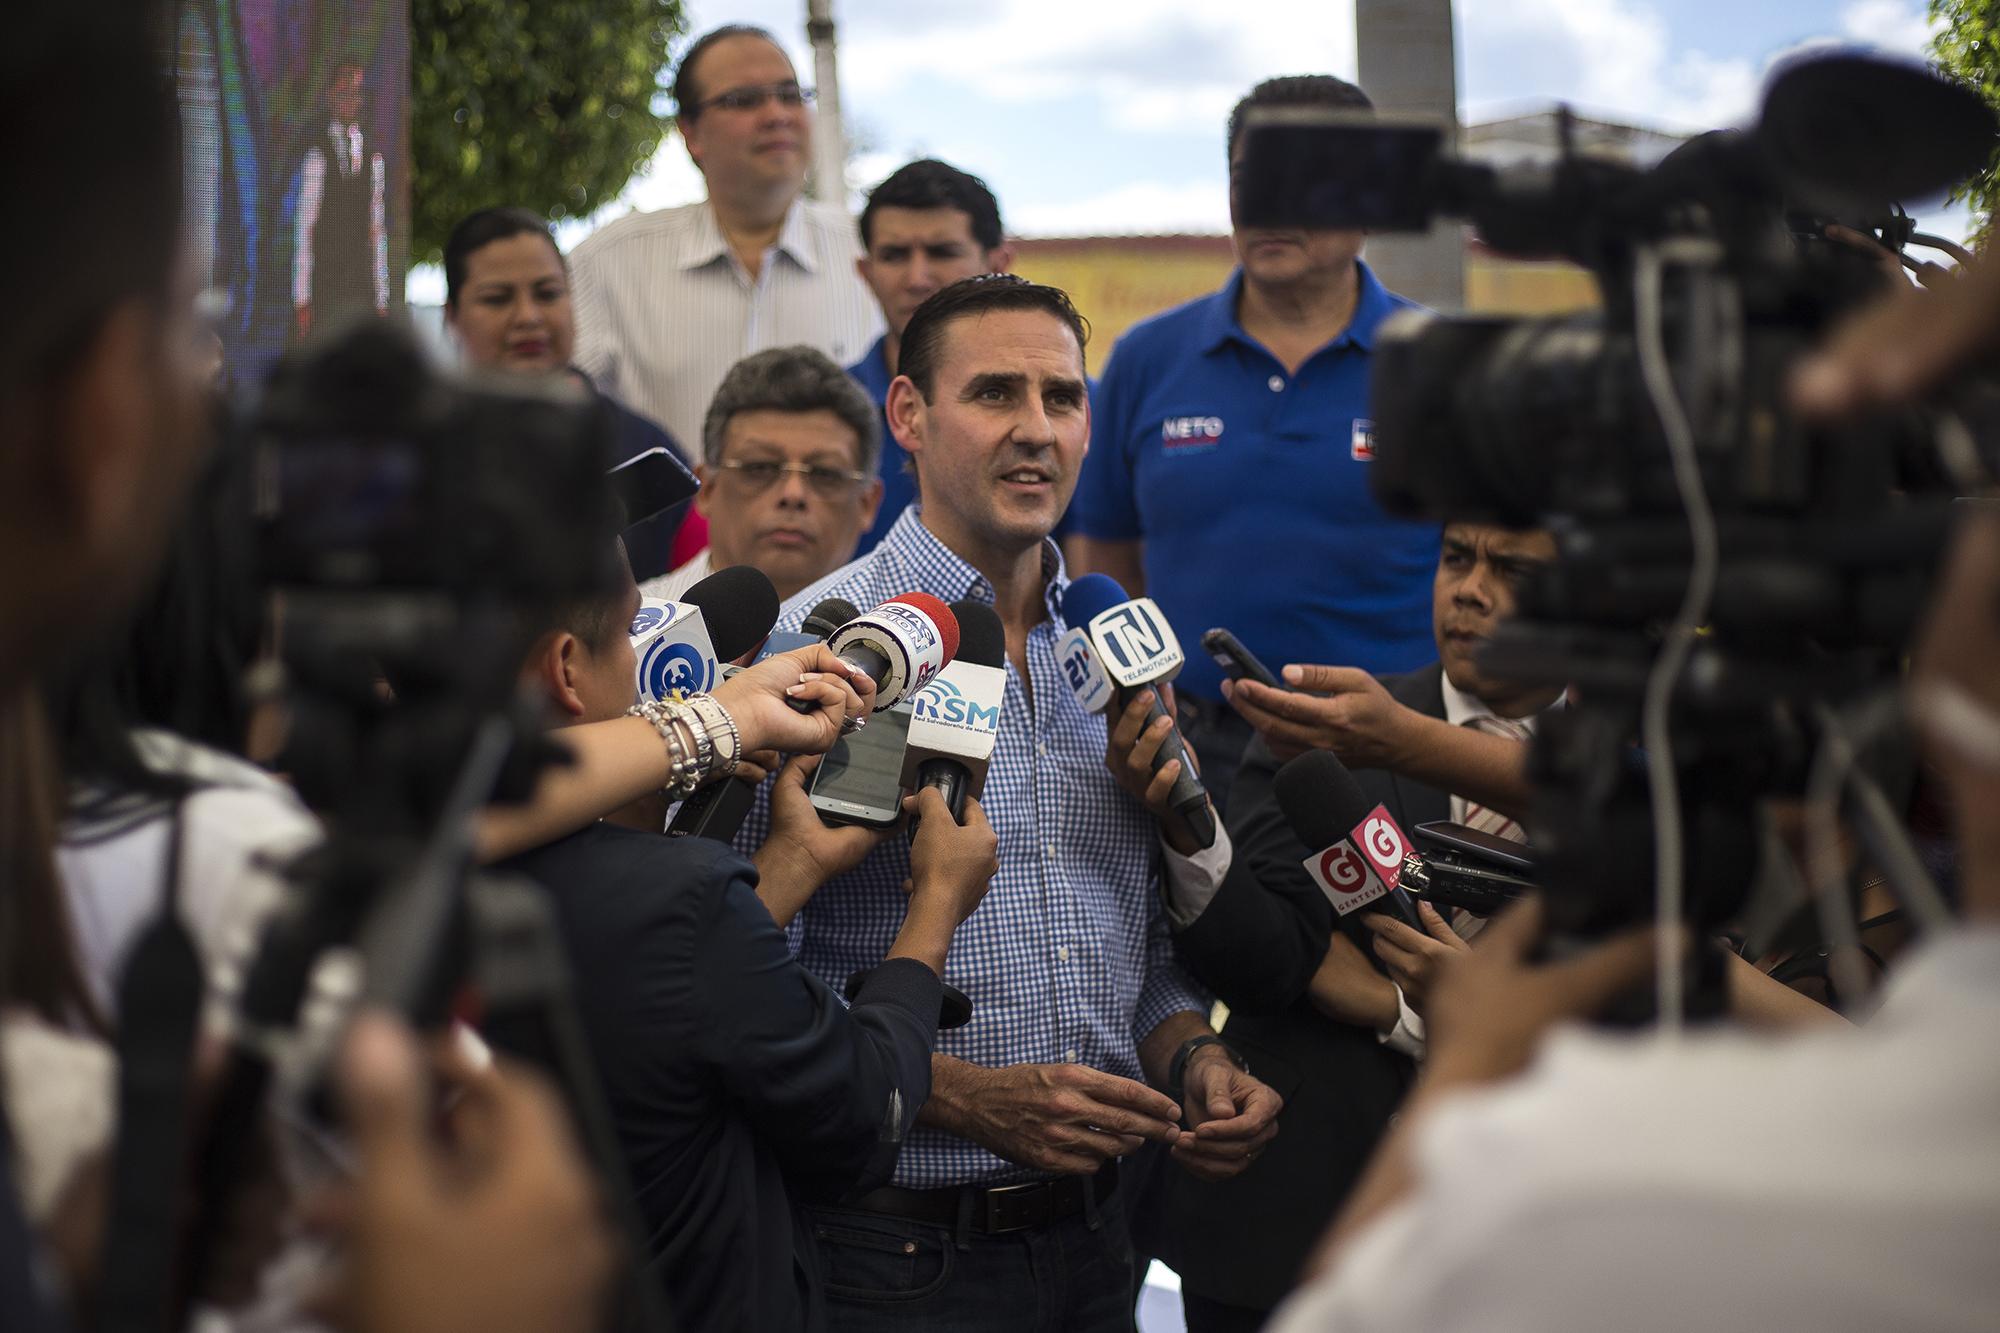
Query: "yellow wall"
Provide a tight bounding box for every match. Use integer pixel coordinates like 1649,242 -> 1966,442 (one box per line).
1012,237 -> 1602,374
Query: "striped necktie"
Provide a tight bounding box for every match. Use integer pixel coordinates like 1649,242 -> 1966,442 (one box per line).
1460,713 -> 1531,844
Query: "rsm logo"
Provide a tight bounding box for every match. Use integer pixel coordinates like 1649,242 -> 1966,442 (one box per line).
913,677 -> 1000,730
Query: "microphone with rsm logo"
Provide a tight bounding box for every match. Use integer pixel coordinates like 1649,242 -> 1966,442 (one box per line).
900,600 -> 1006,823
1273,750 -> 1425,934
1058,573 -> 1216,851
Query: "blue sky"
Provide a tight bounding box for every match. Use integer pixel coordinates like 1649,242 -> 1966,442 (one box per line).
409,0 -> 1969,299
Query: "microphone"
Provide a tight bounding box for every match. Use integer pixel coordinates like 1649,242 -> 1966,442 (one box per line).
803,596 -> 859,642
1058,573 -> 1216,851
900,601 -> 1006,823
630,564 -> 779,701
786,591 -> 960,714
669,595 -> 861,842
1273,750 -> 1425,933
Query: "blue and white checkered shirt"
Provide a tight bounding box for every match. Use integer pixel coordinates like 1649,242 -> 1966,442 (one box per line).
737,508 -> 1211,1188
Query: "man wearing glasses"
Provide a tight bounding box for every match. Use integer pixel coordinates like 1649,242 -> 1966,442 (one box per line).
571,24 -> 883,461
642,346 -> 883,604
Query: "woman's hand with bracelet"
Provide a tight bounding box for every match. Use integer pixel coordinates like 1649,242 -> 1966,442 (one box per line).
712,645 -> 876,757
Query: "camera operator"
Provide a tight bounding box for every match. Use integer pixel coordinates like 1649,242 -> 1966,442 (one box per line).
2,9 -> 655,1333
1260,493 -> 2000,1330
496,551 -> 1000,1331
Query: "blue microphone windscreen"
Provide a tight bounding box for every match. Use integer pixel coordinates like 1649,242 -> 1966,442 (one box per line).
1060,572 -> 1131,629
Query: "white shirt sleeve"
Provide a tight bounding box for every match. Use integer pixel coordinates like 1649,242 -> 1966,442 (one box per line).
293,145 -> 326,309
370,151 -> 388,311
1375,984 -> 1427,1058
1162,819 -> 1232,928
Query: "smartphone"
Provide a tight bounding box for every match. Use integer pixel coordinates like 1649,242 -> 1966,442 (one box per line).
1202,627 -> 1288,691
808,703 -> 913,828
1413,820 -> 1535,873
607,446 -> 699,527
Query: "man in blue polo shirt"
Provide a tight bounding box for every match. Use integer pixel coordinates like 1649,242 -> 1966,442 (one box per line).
848,159 -> 1015,554
1069,74 -> 1441,809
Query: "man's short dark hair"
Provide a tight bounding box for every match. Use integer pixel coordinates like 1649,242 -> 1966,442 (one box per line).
672,24 -> 780,123
860,159 -> 1005,252
443,207 -> 562,309
897,276 -> 1089,404
3,3 -> 179,409
1227,74 -> 1373,161
702,347 -> 881,473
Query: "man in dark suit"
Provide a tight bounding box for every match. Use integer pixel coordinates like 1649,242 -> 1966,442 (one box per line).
1102,522 -> 1561,1331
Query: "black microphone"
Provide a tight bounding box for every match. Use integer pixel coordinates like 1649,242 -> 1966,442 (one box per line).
1273,750 -> 1425,935
679,563 -> 781,664
903,600 -> 1006,824
1059,573 -> 1216,850
803,596 -> 859,642
668,595 -> 860,842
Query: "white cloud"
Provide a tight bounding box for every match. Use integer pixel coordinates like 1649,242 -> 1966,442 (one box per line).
1461,0 -> 1760,131
1008,178 -> 1230,236
834,0 -> 1358,136
1840,0 -> 1940,56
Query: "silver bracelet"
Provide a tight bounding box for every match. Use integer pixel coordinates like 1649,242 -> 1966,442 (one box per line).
629,698 -> 704,798
684,694 -> 741,779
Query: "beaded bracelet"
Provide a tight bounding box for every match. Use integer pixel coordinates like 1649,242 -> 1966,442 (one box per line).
628,693 -> 743,796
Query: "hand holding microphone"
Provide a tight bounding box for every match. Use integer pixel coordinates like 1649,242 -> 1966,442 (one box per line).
785,592 -> 961,715
1060,574 -> 1216,851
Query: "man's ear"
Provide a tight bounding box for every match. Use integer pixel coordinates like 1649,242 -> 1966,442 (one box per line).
693,461 -> 714,519
525,630 -> 589,718
885,375 -> 924,457
856,476 -> 885,533
987,243 -> 1017,274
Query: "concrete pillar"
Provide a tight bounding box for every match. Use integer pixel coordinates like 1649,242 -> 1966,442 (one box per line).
1355,0 -> 1464,310
805,0 -> 848,207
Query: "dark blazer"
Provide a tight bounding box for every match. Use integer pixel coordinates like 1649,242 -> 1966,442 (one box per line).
1154,664 -> 1451,1312
501,825 -> 940,1333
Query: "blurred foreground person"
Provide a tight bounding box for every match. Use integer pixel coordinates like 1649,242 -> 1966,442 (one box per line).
2,6 -> 623,1332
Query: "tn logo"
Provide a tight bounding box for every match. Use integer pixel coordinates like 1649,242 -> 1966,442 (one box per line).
1096,605 -> 1172,673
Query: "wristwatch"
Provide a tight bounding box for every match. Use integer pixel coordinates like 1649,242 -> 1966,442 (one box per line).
1167,1034 -> 1247,1104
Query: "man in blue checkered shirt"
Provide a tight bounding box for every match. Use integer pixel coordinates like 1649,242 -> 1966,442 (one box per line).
739,275 -> 1282,1330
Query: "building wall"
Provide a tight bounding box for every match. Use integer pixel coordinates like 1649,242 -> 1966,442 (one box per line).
1012,233 -> 1599,373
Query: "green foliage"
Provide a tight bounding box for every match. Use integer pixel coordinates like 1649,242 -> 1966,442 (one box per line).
410,0 -> 686,265
1932,0 -> 2000,243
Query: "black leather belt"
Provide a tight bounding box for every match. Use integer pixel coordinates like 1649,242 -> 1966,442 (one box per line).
848,1162 -> 1119,1236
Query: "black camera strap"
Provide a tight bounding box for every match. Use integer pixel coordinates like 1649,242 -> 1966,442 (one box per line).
97,801 -> 206,1332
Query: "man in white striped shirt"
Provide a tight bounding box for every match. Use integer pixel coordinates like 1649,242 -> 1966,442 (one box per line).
570,25 -> 882,458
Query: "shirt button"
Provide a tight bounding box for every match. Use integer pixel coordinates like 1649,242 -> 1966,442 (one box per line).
1044,843 -> 1057,860
1037,741 -> 1050,757
1065,1048 -> 1079,1062
1057,945 -> 1070,962
1267,374 -> 1285,392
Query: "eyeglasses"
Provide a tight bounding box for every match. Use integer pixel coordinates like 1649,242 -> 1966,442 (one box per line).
717,458 -> 869,497
694,81 -> 815,114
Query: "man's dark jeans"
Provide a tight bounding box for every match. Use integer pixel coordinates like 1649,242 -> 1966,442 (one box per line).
808,1189 -> 1136,1332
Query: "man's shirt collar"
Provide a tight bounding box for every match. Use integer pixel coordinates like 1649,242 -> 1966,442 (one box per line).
877,506 -> 1069,624
678,198 -> 817,274
1199,259 -> 1397,357
1439,667 -> 1563,734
